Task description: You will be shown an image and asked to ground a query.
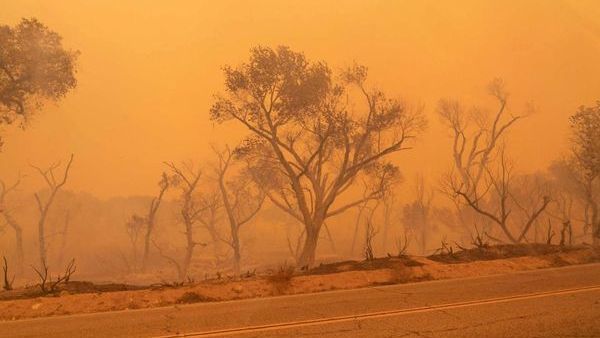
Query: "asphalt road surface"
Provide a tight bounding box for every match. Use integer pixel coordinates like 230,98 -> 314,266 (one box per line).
1,263 -> 599,338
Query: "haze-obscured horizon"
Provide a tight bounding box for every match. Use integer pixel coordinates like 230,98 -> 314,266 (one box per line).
2,0 -> 600,199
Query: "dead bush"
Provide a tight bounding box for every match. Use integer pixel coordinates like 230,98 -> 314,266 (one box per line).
433,237 -> 455,256
388,234 -> 410,258
32,259 -> 76,294
176,291 -> 215,304
150,280 -> 184,290
2,257 -> 15,291
546,254 -> 570,267
242,269 -> 256,279
471,226 -> 490,250
364,222 -> 378,261
267,263 -> 295,294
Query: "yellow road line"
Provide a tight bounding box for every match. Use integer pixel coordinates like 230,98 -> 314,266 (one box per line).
155,284 -> 600,337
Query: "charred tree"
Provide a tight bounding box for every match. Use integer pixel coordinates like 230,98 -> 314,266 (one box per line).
214,146 -> 265,276
164,162 -> 204,281
140,173 -> 169,272
32,154 -> 74,269
0,177 -> 24,272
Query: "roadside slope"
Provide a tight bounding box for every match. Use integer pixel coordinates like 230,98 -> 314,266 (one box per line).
1,263 -> 599,338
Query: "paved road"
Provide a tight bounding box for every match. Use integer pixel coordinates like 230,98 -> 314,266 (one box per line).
1,263 -> 599,338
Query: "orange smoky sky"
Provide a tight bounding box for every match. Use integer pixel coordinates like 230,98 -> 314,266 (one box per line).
1,0 -> 599,198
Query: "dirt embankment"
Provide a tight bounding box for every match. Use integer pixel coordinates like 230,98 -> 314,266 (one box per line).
0,244 -> 598,321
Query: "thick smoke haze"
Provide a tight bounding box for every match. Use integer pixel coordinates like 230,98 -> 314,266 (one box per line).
2,3 -> 600,336
1,1 -> 600,286
1,0 -> 599,198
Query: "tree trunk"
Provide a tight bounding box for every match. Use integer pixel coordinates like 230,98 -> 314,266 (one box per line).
499,224 -> 519,244
181,223 -> 195,281
57,211 -> 70,268
221,193 -> 243,276
584,183 -> 599,246
206,226 -> 223,267
141,177 -> 168,272
297,223 -> 321,268
141,221 -> 154,272
38,214 -> 48,269
381,204 -> 390,253
592,201 -> 600,246
349,204 -> 366,257
2,213 -> 23,273
180,249 -> 193,281
231,229 -> 241,277
421,225 -> 427,256
323,223 -> 337,255
14,226 -> 23,273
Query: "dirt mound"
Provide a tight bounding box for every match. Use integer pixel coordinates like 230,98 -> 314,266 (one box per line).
427,244 -> 582,264
175,292 -> 216,304
308,255 -> 423,275
0,281 -> 145,301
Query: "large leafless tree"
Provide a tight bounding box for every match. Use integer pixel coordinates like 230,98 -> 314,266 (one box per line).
438,79 -> 521,198
211,46 -> 425,267
438,79 -> 548,243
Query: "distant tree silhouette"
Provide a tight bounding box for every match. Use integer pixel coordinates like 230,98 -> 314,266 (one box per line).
0,175 -> 24,272
402,175 -> 433,255
569,102 -> 600,244
212,145 -> 264,276
159,162 -> 203,281
124,173 -> 169,272
438,79 -> 522,238
32,154 -> 74,270
438,79 -> 553,243
438,79 -> 521,197
124,214 -> 144,273
548,159 -> 593,243
140,173 -> 169,272
196,187 -> 226,268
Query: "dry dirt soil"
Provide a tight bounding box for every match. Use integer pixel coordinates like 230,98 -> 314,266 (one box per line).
0,244 -> 598,321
